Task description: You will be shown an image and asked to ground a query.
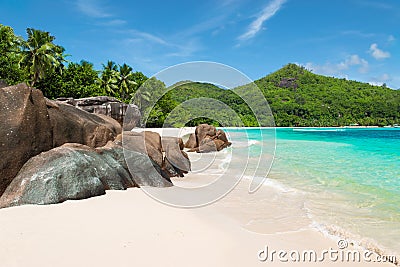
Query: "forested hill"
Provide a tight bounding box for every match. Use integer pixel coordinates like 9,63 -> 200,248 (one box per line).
165,64 -> 400,127
254,63 -> 400,126
1,24 -> 398,127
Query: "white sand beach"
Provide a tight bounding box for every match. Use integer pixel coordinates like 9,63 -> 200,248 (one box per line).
0,175 -> 394,267
0,128 -> 396,266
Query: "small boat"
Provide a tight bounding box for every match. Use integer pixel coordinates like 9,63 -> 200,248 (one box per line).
394,124 -> 399,128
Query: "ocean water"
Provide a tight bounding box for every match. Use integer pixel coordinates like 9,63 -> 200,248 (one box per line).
223,127 -> 400,256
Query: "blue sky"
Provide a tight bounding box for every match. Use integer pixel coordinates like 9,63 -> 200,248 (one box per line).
2,0 -> 399,88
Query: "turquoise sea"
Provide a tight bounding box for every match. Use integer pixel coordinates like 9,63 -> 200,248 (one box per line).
224,127 -> 400,256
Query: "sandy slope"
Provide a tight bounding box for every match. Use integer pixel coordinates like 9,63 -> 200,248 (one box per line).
0,127 -> 394,266
0,181 -> 393,267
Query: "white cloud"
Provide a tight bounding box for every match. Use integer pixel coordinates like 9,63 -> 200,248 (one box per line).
388,35 -> 395,42
238,0 -> 286,41
358,1 -> 393,10
76,0 -> 111,18
97,19 -> 127,26
341,30 -> 375,38
126,30 -> 169,46
338,54 -> 369,73
165,40 -> 201,58
120,29 -> 200,62
176,14 -> 228,38
369,43 -> 390,60
369,73 -> 391,86
218,0 -> 240,8
302,54 -> 369,76
105,19 -> 127,26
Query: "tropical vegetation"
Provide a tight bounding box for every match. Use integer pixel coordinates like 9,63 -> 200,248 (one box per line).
0,24 -> 147,103
1,24 -> 399,127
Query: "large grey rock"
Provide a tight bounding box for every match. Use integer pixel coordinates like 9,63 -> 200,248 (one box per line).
186,124 -> 232,153
195,124 -> 216,144
0,143 -> 135,208
215,129 -> 229,143
0,142 -> 173,208
0,83 -> 53,196
124,104 -> 141,130
198,137 -> 218,153
122,131 -> 163,167
162,137 -> 191,177
121,131 -> 191,179
47,100 -> 121,148
0,84 -> 123,197
57,96 -> 120,107
184,133 -> 197,149
123,149 -> 172,187
57,96 -> 141,127
106,139 -> 172,187
99,141 -> 172,187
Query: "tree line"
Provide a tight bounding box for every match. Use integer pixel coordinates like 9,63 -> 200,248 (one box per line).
1,24 -> 399,127
256,64 -> 400,127
0,24 -> 147,103
158,65 -> 400,127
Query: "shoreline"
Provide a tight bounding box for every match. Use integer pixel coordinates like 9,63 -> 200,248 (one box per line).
132,126 -> 399,130
0,177 -> 395,266
131,127 -> 399,263
0,127 -> 397,266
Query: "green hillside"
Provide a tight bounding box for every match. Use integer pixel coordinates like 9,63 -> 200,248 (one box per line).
255,63 -> 400,127
160,64 -> 400,127
1,25 -> 398,127
165,82 -> 253,127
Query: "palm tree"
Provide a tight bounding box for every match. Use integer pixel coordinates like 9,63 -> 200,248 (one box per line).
97,61 -> 119,95
97,68 -> 118,95
116,63 -> 137,102
19,28 -> 67,87
104,60 -> 118,72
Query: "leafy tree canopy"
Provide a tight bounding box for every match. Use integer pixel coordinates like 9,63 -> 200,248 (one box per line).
0,24 -> 398,127
0,24 -> 26,84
